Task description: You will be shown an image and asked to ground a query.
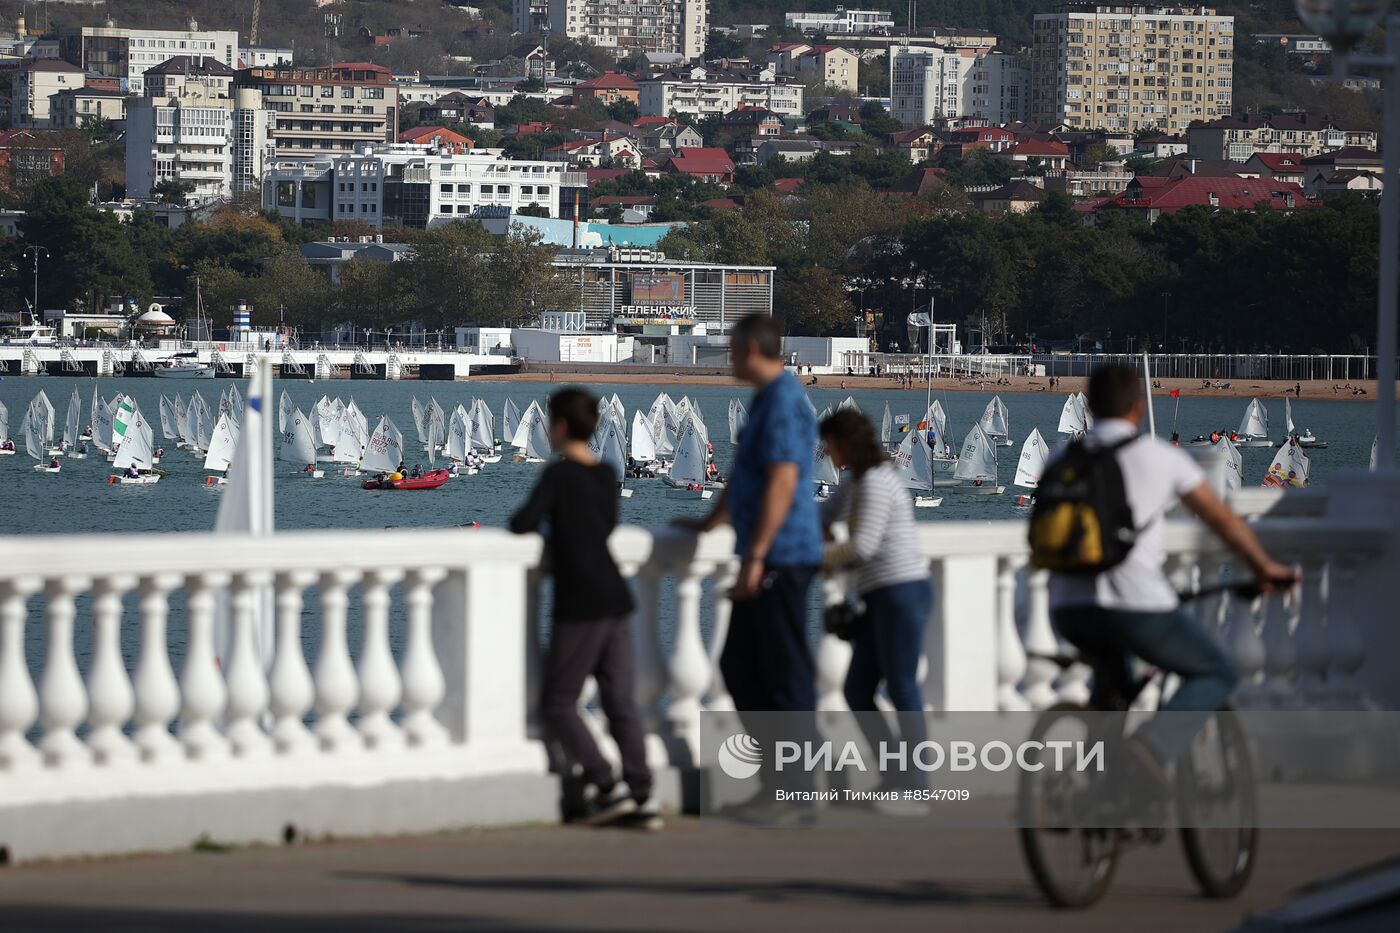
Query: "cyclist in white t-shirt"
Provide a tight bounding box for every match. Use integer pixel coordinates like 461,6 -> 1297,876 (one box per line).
1048,366 -> 1297,781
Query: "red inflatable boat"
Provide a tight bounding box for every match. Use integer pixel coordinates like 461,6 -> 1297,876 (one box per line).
362,469 -> 452,490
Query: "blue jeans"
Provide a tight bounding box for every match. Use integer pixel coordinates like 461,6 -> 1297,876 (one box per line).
845,578 -> 931,775
1052,605 -> 1239,764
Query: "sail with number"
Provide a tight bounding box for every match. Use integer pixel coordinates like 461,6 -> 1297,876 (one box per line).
524,411 -> 551,461
592,417 -> 628,483
891,431 -> 933,493
502,399 -> 521,445
669,422 -> 707,486
33,391 -> 55,443
630,410 -> 657,462
979,396 -> 1010,442
332,407 -> 366,463
470,399 -> 496,453
113,406 -> 156,471
278,390 -> 295,435
1238,398 -> 1269,439
22,408 -> 43,461
510,400 -> 545,450
1262,438 -> 1309,488
953,424 -> 998,483
1223,437 -> 1244,490
204,412 -> 240,473
880,403 -> 893,447
363,416 -> 404,473
447,408 -> 470,462
1014,428 -> 1048,489
159,395 -> 180,441
279,407 -> 318,466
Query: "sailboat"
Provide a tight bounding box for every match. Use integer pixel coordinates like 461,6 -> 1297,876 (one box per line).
880,402 -> 893,450
1280,396 -> 1327,449
1223,437 -> 1244,490
447,406 -> 476,473
978,396 -> 1013,447
62,388 -> 85,458
109,406 -> 161,484
922,399 -> 958,480
0,401 -> 12,454
630,409 -> 659,472
837,396 -> 860,414
280,406 -> 323,478
23,407 -> 59,472
470,399 -> 500,463
1235,398 -> 1272,447
1057,392 -> 1091,439
812,437 -> 840,500
891,430 -> 941,508
203,411 -> 240,485
502,398 -> 521,446
1013,428 -> 1049,506
1262,438 -> 1310,488
663,419 -> 716,499
728,398 -> 747,445
949,423 -> 1005,495
510,402 -> 549,462
591,416 -> 633,498
33,391 -> 59,457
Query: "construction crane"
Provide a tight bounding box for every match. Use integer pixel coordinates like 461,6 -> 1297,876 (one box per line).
250,0 -> 260,46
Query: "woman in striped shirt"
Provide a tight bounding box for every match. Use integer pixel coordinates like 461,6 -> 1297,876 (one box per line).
819,410 -> 932,756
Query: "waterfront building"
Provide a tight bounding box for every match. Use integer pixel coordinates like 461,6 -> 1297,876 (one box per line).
263,143 -> 574,228
58,20 -> 239,92
235,62 -> 400,159
1030,4 -> 1234,135
639,66 -> 804,119
526,0 -> 708,61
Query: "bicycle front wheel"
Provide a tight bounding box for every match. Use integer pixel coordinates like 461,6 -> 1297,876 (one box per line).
1018,703 -> 1121,909
1177,705 -> 1259,898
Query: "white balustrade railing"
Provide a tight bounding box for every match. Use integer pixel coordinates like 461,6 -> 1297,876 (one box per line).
0,513 -> 1391,862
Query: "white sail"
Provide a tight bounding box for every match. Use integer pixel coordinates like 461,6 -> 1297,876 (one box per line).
979,396 -> 1010,440
1284,397 -> 1295,436
363,416 -> 404,473
315,398 -> 341,449
502,398 -> 521,444
837,396 -> 859,413
923,400 -> 952,454
510,400 -> 545,450
0,401 -> 8,446
22,408 -> 44,461
630,410 -> 657,462
332,407 -> 366,463
1238,398 -> 1269,439
425,413 -> 443,467
1372,436 -> 1380,470
278,390 -> 295,435
195,398 -> 213,452
411,396 -> 427,446
279,407 -> 318,466
813,438 -> 839,486
1263,439 -> 1310,489
728,399 -> 748,445
112,395 -> 138,449
1057,394 -> 1088,436
94,393 -> 116,450
447,408 -> 470,462
1014,428 -> 1048,489
597,418 -> 628,482
891,431 -> 933,492
524,412 -> 551,461
1223,438 -> 1244,490
953,424 -> 998,482
159,395 -> 180,441
880,402 -> 893,447
204,412 -> 240,473
63,388 -> 81,450
470,399 -> 496,453
33,390 -> 55,443
669,422 -> 707,486
113,406 -> 156,471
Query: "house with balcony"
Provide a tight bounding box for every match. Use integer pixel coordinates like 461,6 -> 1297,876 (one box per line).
1100,175 -> 1312,223
885,128 -> 940,163
639,66 -> 804,120
543,134 -> 642,169
1241,152 -> 1307,186
420,92 -> 495,129
573,72 -> 640,108
719,105 -> 784,137
664,147 -> 735,184
47,86 -> 128,130
1006,138 -> 1070,171
1187,113 -> 1378,162
1300,147 -> 1382,197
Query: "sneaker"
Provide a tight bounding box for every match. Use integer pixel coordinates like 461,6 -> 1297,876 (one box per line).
575,783 -> 637,826
613,797 -> 665,832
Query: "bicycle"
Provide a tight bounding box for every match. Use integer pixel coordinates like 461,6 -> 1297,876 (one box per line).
1017,583 -> 1261,909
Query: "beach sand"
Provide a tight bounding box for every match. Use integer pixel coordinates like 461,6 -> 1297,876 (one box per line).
471,370 -> 1387,401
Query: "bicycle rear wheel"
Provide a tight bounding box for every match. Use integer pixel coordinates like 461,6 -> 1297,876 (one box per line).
1177,705 -> 1258,898
1018,704 -> 1121,909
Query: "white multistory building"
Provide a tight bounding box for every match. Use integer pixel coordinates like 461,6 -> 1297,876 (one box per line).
124,56 -> 272,202
785,8 -> 895,35
890,47 -> 1031,127
639,66 -> 804,119
58,19 -> 239,92
262,143 -> 577,229
532,0 -> 708,60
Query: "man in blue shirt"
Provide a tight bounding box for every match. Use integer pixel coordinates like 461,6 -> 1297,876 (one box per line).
679,314 -> 821,715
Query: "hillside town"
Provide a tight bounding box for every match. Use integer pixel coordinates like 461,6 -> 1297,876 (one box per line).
0,2 -> 1386,357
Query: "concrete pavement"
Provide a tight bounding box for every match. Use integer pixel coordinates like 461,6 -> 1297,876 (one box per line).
0,822 -> 1395,931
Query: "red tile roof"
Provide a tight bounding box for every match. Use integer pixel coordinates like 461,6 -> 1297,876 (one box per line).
1009,139 -> 1070,157
1247,152 -> 1306,173
700,197 -> 742,210
632,116 -> 677,127
667,147 -> 736,178
398,126 -> 473,148
331,62 -> 393,74
1112,176 -> 1311,213
577,72 -> 640,91
773,177 -> 806,193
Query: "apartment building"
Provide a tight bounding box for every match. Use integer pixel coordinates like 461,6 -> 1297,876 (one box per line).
640,66 -> 804,119
235,63 -> 399,159
784,9 -> 895,35
262,143 -> 573,228
1031,5 -> 1234,135
58,20 -> 239,92
125,56 -> 273,201
49,87 -> 129,129
890,48 -> 1029,126
1187,112 -> 1378,161
14,59 -> 86,127
766,44 -> 860,94
533,0 -> 708,61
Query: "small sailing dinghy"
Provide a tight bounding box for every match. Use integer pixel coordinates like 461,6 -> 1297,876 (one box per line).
1013,428 -> 1048,507
949,423 -> 1005,495
203,411 -> 240,485
1280,398 -> 1327,449
109,405 -> 161,484
591,416 -> 633,498
1262,437 -> 1310,489
23,406 -> 59,472
1235,398 -> 1272,447
978,396 -> 1013,447
728,398 -> 747,445
891,430 -> 941,509
511,403 -> 551,463
0,401 -> 13,454
470,399 -> 501,463
280,406 -> 323,478
663,420 -> 718,499
812,423 -> 840,501
1057,392 -> 1091,440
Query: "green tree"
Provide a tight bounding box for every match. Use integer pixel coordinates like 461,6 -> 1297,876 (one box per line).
777,266 -> 856,336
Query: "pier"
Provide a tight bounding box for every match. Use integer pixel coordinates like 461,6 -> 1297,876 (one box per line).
0,345 -> 519,380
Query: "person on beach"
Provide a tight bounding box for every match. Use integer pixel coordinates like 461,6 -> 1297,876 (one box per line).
818,409 -> 931,785
510,387 -> 658,830
676,314 -> 821,812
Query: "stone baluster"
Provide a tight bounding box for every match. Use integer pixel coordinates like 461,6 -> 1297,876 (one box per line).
401,567 -> 449,747
632,568 -> 667,735
995,557 -> 1029,712
180,572 -> 229,760
815,573 -> 852,713
1292,557 -> 1331,702
1260,582 -> 1299,707
357,569 -> 405,750
1020,569 -> 1060,710
268,571 -> 316,753
39,576 -> 90,767
1224,583 -> 1267,706
225,572 -> 272,757
132,573 -> 183,763
0,577 -> 42,770
1324,553 -> 1366,707
666,563 -> 713,763
314,569 -> 361,751
86,575 -> 137,765
523,567 -> 544,737
706,561 -> 739,712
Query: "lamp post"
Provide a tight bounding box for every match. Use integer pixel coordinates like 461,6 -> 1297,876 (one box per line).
1297,0 -> 1396,468
23,246 -> 48,327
